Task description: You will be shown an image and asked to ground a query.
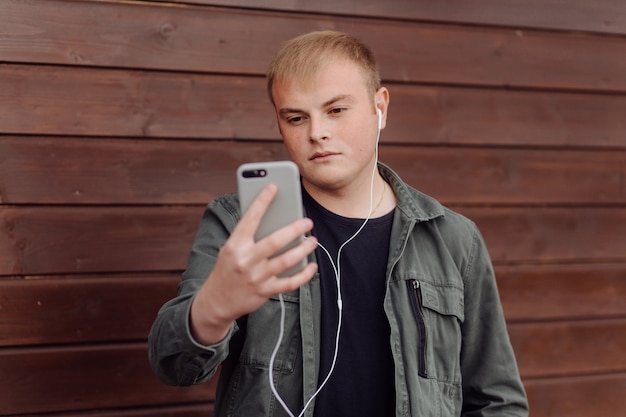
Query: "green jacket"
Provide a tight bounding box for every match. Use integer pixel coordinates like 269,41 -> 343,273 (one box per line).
148,163 -> 529,416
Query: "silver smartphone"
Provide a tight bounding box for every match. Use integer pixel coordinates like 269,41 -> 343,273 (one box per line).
237,160 -> 306,277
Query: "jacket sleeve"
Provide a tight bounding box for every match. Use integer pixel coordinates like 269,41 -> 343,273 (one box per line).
147,196 -> 240,386
460,226 -> 529,417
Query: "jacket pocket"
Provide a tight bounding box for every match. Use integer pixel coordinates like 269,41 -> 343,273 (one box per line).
406,279 -> 464,384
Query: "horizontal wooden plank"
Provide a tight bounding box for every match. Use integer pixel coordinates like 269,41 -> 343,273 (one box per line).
2,272 -> 621,379
0,65 -> 276,139
457,207 -> 626,265
9,402 -> 214,417
1,206 -> 625,276
3,263 -> 623,347
0,342 -> 626,417
1,137 -> 624,205
0,344 -> 215,415
0,138 -> 287,205
0,206 -> 204,276
2,67 -> 626,148
13,403 -> 213,417
509,318 -> 626,378
0,274 -> 180,347
0,326 -> 623,415
163,0 -> 626,35
387,84 -> 626,148
383,146 -> 626,204
524,372 -> 626,417
1,0 -> 625,91
497,263 -> 626,322
3,287 -> 623,380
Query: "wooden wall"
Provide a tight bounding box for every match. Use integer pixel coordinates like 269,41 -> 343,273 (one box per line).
1,0 -> 625,415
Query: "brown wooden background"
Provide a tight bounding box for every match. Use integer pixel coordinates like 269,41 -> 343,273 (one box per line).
1,0 -> 625,416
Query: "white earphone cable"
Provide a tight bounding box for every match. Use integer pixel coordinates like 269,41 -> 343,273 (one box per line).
269,109 -> 382,417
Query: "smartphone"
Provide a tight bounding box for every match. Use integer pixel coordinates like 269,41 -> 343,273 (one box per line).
237,160 -> 306,277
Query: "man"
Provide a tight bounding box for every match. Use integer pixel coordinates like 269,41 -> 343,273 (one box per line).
149,30 -> 529,417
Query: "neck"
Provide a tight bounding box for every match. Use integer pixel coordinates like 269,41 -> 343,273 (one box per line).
303,173 -> 393,218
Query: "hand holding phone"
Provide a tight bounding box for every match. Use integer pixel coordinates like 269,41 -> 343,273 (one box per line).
189,161 -> 316,345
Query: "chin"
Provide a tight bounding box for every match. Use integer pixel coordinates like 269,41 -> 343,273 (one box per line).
307,174 -> 349,191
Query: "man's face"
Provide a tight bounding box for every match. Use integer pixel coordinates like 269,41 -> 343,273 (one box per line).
272,59 -> 387,194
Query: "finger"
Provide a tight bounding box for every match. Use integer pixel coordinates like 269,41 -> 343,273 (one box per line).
264,234 -> 318,278
267,262 -> 319,295
234,183 -> 278,236
227,217 -> 313,280
256,218 -> 314,261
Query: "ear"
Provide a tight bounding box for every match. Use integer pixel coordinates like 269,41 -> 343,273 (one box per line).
374,87 -> 390,130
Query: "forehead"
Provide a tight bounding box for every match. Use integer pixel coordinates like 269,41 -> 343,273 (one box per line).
272,59 -> 371,108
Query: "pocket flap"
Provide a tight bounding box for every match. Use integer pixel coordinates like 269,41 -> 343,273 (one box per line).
419,281 -> 464,321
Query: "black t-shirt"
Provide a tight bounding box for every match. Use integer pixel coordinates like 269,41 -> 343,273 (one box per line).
303,189 -> 396,417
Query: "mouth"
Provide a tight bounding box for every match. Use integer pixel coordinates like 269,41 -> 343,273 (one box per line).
310,151 -> 339,161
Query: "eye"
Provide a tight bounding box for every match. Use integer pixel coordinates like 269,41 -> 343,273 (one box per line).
286,115 -> 306,125
329,107 -> 346,115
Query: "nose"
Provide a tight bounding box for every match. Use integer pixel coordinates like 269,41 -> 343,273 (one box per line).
309,115 -> 330,143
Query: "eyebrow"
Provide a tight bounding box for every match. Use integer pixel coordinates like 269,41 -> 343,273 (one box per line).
323,94 -> 354,107
278,94 -> 355,115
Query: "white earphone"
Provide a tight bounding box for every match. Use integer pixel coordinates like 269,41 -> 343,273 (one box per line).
376,108 -> 382,130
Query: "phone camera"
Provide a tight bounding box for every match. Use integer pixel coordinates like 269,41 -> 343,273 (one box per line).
242,169 -> 267,178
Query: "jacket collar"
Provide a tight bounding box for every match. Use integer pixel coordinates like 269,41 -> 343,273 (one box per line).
378,162 -> 445,222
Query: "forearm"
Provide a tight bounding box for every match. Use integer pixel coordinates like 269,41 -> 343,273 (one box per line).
190,286 -> 235,346
148,199 -> 238,385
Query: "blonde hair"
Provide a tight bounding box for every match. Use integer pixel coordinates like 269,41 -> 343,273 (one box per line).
267,31 -> 381,104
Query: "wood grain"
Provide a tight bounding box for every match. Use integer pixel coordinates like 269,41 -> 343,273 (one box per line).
457,206 -> 626,265
0,137 -> 289,205
1,0 -> 625,90
497,263 -> 626,322
0,344 -> 214,415
0,206 -> 204,276
0,327 -> 623,414
386,84 -> 626,148
155,0 -> 626,35
1,206 -> 624,276
23,403 -> 214,417
1,137 -> 624,205
2,66 -> 625,147
2,263 -> 623,347
382,145 -> 626,204
524,373 -> 626,417
0,65 -> 276,139
0,274 -> 180,346
509,318 -> 626,378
